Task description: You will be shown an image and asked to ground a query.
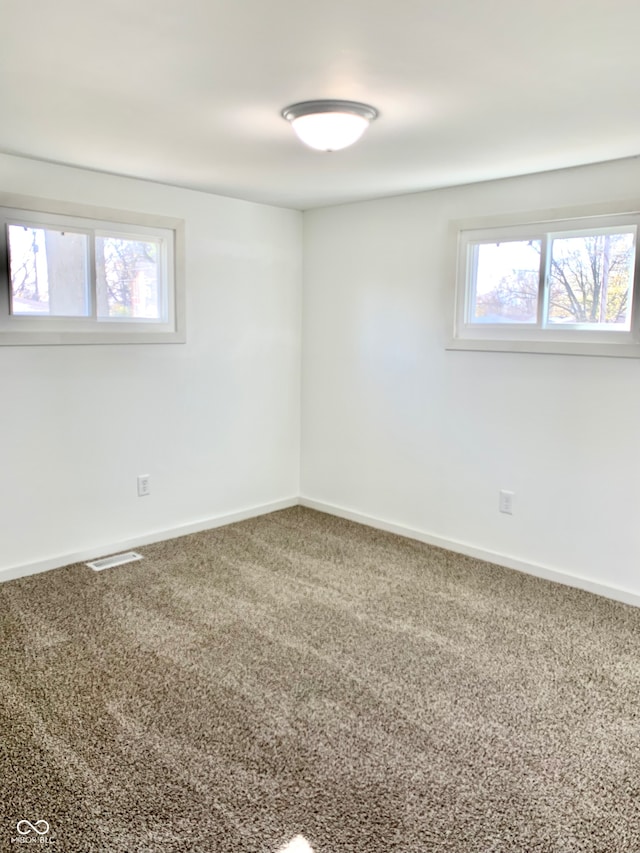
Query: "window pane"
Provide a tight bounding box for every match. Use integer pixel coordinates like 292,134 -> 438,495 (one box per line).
96,235 -> 162,320
8,224 -> 89,316
546,231 -> 635,329
470,240 -> 541,323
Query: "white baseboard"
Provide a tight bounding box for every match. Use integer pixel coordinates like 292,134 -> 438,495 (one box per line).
0,496 -> 298,585
4,494 -> 639,610
299,496 -> 640,609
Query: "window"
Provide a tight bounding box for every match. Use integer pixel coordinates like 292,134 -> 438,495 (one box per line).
450,206 -> 640,357
0,195 -> 184,345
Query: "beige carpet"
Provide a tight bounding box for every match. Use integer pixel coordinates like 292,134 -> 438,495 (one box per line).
1,507 -> 639,852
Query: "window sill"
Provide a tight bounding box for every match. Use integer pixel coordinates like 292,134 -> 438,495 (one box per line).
0,329 -> 185,346
446,337 -> 640,358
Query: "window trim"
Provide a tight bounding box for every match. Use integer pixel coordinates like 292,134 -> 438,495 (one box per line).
447,200 -> 640,358
0,192 -> 185,345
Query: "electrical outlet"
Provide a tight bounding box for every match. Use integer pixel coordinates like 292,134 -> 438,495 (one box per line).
137,475 -> 151,497
499,490 -> 514,514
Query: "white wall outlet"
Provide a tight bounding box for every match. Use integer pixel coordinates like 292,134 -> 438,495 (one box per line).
499,489 -> 514,514
137,475 -> 151,497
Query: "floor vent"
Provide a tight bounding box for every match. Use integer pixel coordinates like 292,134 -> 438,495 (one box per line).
86,552 -> 143,571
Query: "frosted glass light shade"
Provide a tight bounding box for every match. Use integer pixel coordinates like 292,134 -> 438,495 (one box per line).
291,112 -> 369,151
282,100 -> 378,152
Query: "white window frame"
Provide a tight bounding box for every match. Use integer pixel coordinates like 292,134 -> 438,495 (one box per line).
0,193 -> 185,345
448,201 -> 640,358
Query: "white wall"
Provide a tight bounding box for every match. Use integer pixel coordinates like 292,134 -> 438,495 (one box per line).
4,151 -> 640,602
0,153 -> 301,577
301,157 -> 640,601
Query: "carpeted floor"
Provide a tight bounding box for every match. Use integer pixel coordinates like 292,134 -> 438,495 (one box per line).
1,507 -> 639,852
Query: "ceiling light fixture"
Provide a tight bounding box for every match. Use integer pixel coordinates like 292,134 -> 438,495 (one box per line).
281,100 -> 378,152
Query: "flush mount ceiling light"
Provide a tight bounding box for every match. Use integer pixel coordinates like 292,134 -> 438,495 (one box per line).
281,100 -> 378,152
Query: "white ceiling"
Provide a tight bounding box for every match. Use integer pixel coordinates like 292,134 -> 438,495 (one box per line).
2,0 -> 640,210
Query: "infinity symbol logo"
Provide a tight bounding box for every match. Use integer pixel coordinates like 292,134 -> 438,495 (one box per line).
16,820 -> 50,836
